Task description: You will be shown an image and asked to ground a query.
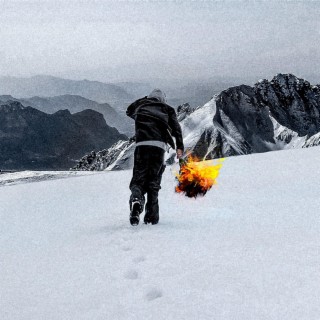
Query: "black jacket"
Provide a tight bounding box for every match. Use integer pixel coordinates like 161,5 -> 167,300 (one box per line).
126,97 -> 184,151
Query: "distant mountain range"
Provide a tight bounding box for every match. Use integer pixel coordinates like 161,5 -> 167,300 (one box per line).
0,75 -> 239,111
4,72 -> 319,171
0,101 -> 127,170
115,79 -> 239,108
73,73 -> 320,171
0,94 -> 133,136
0,75 -> 133,110
0,75 -> 237,138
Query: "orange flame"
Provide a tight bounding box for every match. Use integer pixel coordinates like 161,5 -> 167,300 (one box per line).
175,155 -> 224,198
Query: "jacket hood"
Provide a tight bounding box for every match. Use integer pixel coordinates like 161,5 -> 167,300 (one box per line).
147,89 -> 167,103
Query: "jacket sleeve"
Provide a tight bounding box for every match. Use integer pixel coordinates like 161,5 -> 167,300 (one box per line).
168,107 -> 184,151
126,97 -> 147,119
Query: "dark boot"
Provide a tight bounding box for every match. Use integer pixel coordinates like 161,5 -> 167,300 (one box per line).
144,190 -> 159,225
130,198 -> 142,226
129,192 -> 145,226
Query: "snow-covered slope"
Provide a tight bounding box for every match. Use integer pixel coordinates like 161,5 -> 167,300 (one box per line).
0,170 -> 96,187
72,139 -> 135,171
1,147 -> 320,319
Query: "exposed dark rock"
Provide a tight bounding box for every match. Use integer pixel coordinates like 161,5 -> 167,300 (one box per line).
177,103 -> 197,121
0,101 -> 127,170
0,94 -> 133,136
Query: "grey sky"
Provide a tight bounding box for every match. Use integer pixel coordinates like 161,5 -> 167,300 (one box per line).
1,0 -> 320,82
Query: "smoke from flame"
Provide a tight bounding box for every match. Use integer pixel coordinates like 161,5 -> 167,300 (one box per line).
175,156 -> 224,198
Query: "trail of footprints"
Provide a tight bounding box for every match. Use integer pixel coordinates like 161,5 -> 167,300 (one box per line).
120,235 -> 163,301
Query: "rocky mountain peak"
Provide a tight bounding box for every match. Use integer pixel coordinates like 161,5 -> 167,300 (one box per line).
177,103 -> 197,121
255,73 -> 312,104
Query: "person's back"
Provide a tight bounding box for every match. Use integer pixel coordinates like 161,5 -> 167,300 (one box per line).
134,98 -> 169,145
126,89 -> 184,225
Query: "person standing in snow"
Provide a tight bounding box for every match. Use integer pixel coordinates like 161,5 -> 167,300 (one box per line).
126,89 -> 184,225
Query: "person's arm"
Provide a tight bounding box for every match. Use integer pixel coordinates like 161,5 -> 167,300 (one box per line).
126,97 -> 147,119
168,107 -> 184,156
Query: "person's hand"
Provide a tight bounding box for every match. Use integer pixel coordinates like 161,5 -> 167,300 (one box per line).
176,149 -> 183,159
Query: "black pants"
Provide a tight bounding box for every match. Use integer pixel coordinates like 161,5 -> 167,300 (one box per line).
129,146 -> 166,219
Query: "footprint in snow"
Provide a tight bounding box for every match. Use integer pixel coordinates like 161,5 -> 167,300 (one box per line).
122,246 -> 132,252
124,269 -> 139,280
121,235 -> 130,242
133,256 -> 146,263
145,288 -> 163,301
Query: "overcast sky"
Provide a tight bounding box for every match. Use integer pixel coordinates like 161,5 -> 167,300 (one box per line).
1,0 -> 320,83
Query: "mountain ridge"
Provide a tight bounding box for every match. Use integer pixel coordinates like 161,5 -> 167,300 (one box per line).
0,94 -> 132,135
0,75 -> 133,107
0,101 -> 127,170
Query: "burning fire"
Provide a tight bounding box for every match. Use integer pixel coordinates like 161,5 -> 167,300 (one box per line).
175,155 -> 224,198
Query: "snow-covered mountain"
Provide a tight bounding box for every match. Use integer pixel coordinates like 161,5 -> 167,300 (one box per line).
1,147 -> 320,319
72,139 -> 135,172
74,74 -> 320,171
182,73 -> 320,159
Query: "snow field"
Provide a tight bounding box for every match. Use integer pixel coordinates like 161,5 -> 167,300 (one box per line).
0,170 -> 96,187
1,147 -> 320,320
